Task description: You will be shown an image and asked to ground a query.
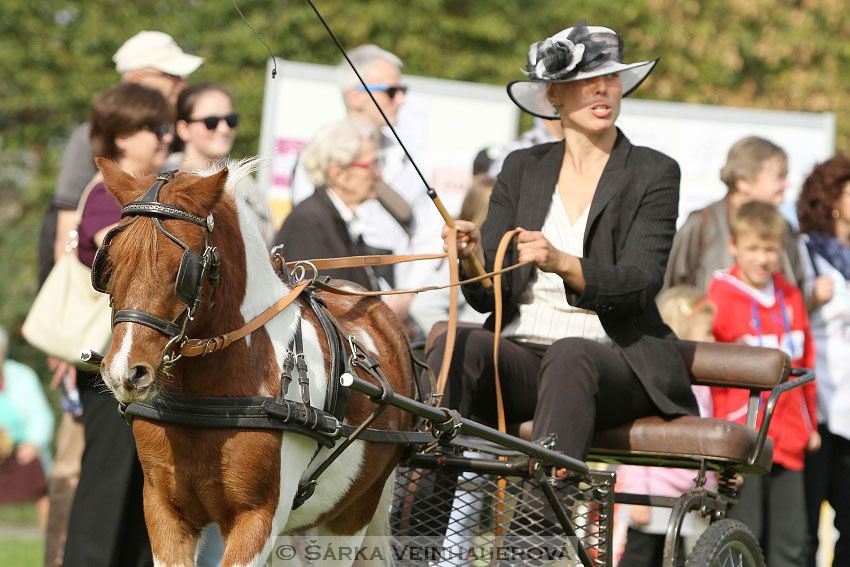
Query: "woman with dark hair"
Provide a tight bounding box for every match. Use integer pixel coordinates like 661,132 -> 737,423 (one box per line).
62,81 -> 174,567
796,155 -> 850,567
173,82 -> 275,246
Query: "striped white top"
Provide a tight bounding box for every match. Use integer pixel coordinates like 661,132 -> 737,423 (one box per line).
501,186 -> 611,345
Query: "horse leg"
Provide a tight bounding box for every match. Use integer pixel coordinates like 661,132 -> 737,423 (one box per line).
312,523 -> 369,567
144,484 -> 200,567
219,507 -> 276,567
354,470 -> 397,567
313,467 -> 397,567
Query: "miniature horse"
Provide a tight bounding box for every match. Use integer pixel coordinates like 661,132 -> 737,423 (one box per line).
93,158 -> 416,566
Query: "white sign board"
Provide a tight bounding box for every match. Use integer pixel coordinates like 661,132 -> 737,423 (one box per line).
617,99 -> 835,226
259,60 -> 835,229
258,59 -> 519,225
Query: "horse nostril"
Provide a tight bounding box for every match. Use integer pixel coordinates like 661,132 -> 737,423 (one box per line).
122,366 -> 153,391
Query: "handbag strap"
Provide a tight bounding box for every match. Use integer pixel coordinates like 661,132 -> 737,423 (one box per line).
73,172 -> 105,230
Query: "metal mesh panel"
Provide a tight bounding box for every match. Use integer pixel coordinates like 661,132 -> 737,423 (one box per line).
390,453 -> 615,567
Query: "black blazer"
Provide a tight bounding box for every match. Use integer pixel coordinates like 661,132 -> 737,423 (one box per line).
463,130 -> 699,418
274,188 -> 383,291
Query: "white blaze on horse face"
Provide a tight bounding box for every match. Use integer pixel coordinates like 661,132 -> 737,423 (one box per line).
103,325 -> 135,394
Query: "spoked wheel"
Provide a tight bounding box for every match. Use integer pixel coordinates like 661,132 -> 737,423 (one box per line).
686,519 -> 765,567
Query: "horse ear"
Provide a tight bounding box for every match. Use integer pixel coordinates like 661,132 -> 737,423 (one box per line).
95,158 -> 141,205
194,167 -> 229,211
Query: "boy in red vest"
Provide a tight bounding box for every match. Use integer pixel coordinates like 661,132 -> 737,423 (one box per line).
707,200 -> 819,567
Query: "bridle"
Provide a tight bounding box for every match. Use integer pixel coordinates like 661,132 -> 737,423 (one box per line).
92,171 -> 221,367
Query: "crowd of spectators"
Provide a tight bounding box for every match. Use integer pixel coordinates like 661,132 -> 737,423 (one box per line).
8,22 -> 850,567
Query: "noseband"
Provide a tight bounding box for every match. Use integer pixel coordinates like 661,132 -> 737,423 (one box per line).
92,171 -> 220,366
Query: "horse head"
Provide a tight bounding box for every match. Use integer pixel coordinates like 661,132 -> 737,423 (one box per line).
94,158 -> 242,403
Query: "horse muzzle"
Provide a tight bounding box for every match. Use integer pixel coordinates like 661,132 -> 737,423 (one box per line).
101,363 -> 158,403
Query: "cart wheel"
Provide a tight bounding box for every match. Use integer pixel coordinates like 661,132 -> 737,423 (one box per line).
686,519 -> 765,567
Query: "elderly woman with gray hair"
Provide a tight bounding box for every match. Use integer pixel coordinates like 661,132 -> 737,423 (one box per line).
273,119 -> 390,291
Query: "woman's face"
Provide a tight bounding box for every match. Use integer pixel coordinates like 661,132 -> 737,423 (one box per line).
177,90 -> 237,163
549,73 -> 622,136
115,124 -> 173,175
332,138 -> 380,210
737,155 -> 789,207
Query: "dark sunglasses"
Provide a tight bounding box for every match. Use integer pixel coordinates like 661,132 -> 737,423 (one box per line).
187,113 -> 240,130
355,84 -> 408,99
141,123 -> 175,140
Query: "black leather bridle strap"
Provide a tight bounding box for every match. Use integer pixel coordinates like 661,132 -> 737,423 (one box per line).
113,309 -> 184,337
122,202 -> 208,227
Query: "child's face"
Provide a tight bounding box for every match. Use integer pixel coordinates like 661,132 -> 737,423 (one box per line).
685,312 -> 715,342
729,232 -> 783,289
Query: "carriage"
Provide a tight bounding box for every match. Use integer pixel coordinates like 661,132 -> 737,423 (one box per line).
86,161 -> 812,567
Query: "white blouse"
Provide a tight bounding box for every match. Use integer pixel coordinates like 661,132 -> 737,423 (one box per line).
501,186 -> 610,345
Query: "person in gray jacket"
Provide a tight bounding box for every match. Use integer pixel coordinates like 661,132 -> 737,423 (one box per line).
663,136 -> 805,293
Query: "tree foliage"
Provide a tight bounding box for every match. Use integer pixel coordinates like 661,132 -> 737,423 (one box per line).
2,0 -> 849,378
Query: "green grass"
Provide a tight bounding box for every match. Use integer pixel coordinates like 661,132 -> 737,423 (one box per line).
0,503 -> 43,567
0,538 -> 43,567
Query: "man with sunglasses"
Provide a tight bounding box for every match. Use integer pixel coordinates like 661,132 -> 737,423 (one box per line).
292,44 -> 416,241
38,30 -> 202,567
289,45 -> 444,337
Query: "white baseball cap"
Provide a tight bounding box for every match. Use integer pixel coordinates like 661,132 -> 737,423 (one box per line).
113,31 -> 204,77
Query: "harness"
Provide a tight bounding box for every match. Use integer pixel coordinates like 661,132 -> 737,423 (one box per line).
99,173 -> 441,508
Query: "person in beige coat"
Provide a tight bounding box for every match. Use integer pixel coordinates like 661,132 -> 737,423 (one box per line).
664,136 -> 805,293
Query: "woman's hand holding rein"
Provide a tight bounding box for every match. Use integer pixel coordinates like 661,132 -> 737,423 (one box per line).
442,220 -> 485,278
441,222 -> 586,293
515,228 -> 586,293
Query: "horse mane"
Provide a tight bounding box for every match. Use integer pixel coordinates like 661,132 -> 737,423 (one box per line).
189,157 -> 260,197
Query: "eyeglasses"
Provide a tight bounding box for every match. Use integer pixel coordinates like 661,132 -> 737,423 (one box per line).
349,160 -> 379,172
141,123 -> 175,140
354,84 -> 408,99
187,113 -> 240,130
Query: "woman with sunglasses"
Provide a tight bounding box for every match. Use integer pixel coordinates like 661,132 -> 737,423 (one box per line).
173,82 -> 275,246
60,81 -> 174,567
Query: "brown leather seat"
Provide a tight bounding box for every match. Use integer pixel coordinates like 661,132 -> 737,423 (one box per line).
515,416 -> 773,474
425,322 -> 789,475
509,342 -> 788,474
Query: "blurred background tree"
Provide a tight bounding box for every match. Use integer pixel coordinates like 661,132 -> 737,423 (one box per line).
2,0 -> 849,395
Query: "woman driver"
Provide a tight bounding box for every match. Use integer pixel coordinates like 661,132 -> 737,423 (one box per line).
428,20 -> 698,460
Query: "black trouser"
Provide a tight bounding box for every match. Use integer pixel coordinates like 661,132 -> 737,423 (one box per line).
431,327 -> 658,459
408,328 -> 659,537
804,426 -> 850,567
729,466 -> 806,567
619,528 -> 684,567
63,373 -> 152,567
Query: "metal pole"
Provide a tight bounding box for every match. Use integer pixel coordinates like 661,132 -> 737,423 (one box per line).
340,372 -> 587,474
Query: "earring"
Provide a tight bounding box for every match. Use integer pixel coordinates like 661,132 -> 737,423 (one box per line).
833,209 -> 840,219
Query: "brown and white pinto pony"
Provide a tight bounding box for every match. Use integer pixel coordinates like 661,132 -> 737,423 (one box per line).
94,158 -> 415,567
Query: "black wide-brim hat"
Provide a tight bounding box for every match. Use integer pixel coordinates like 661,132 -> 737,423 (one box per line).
507,21 -> 658,120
